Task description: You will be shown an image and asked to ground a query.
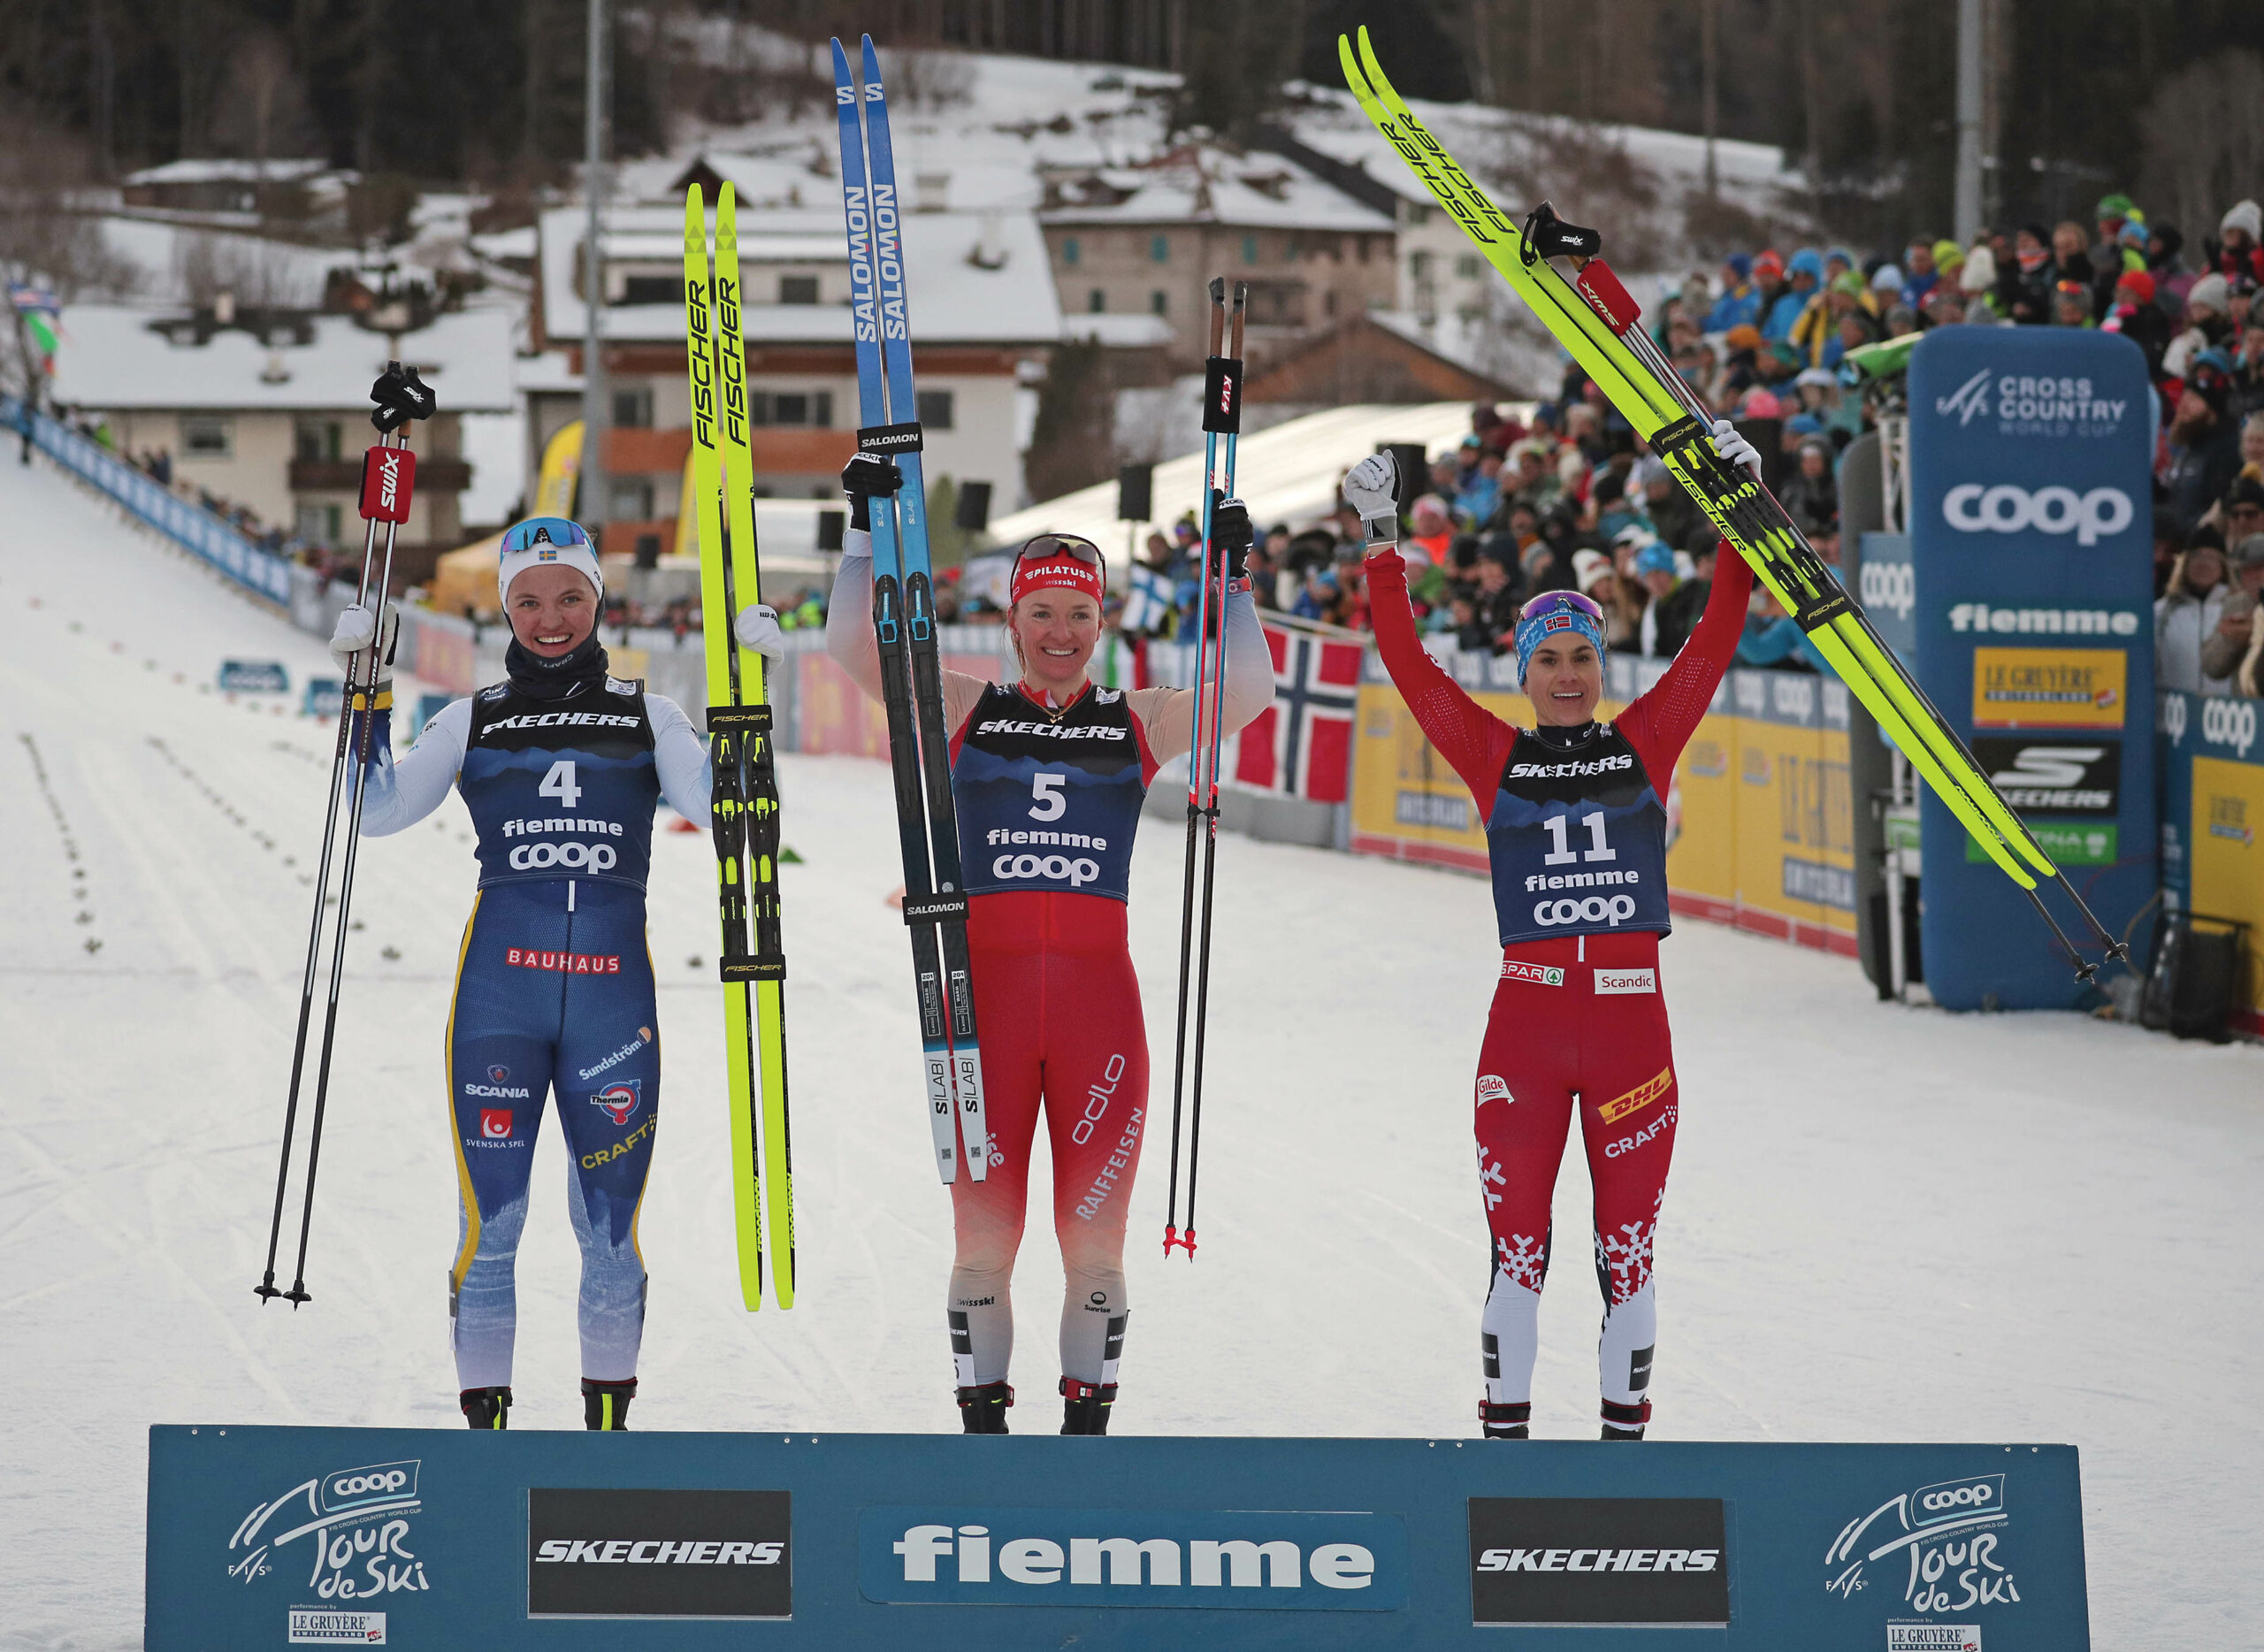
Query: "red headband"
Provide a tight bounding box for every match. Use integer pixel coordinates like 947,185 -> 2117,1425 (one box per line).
1011,552 -> 1104,607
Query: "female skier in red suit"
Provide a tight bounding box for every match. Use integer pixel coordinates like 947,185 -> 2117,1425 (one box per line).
1345,423 -> 1758,1441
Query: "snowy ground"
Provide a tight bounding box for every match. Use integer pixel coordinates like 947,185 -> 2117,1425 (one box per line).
1,455 -> 2259,1650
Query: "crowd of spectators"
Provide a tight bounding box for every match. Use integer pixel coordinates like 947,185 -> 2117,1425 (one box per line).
1116,187 -> 2264,698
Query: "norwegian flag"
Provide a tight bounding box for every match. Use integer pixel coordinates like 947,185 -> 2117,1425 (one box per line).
1230,622 -> 1363,802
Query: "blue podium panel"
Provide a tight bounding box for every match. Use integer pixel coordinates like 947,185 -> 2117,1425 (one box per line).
152,1427 -> 2090,1649
1907,329 -> 2157,1009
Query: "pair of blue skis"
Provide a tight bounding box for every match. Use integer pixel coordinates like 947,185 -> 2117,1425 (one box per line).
831,35 -> 990,1184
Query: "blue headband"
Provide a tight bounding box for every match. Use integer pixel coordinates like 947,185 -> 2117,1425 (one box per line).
1514,593 -> 1607,685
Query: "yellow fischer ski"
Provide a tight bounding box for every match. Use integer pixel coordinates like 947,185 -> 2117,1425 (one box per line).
710,185 -> 795,1307
683,183 -> 790,1309
1339,28 -> 2126,967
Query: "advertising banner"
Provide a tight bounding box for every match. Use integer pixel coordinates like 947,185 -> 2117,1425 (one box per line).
2156,690 -> 2264,1035
1348,650 -> 1856,955
1907,329 -> 2156,1009
152,1426 -> 2090,1648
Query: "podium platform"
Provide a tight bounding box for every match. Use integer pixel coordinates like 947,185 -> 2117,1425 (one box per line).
155,1426 -> 2088,1648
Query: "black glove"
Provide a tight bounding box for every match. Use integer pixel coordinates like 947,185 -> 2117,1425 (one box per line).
841,453 -> 904,532
1209,490 -> 1252,582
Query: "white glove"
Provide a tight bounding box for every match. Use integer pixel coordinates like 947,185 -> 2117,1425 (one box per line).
734,603 -> 787,659
1709,416 -> 1763,479
328,600 -> 397,692
1343,452 -> 1401,542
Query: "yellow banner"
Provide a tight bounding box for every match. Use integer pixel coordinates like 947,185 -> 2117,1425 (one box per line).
2191,754 -> 2264,1002
1971,646 -> 2127,730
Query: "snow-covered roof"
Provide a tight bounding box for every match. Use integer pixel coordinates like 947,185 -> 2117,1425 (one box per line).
990,399 -> 1484,560
539,203 -> 1062,348
50,306 -> 519,413
1039,149 -> 1396,233
1064,313 -> 1174,348
125,158 -> 340,187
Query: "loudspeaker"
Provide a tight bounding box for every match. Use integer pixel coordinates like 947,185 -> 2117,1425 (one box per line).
816,509 -> 845,553
1381,442 -> 1427,514
954,481 -> 993,532
1117,463 -> 1154,522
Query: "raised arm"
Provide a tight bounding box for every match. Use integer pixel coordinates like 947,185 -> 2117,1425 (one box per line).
1126,587 -> 1273,765
1618,545 -> 1753,776
818,527 -> 987,734
1365,547 -> 1518,806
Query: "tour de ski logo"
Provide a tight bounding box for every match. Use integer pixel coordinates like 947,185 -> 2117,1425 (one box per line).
591,1079 -> 643,1127
1824,1472 -> 2020,1618
226,1458 -> 431,1606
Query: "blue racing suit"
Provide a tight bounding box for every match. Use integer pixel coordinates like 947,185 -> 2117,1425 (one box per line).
360,671 -> 710,1390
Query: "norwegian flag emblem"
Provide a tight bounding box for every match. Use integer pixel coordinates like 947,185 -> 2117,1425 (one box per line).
1230,623 -> 1363,803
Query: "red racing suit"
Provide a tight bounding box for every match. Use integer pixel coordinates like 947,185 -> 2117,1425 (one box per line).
827,539 -> 1269,1405
1367,544 -> 1752,1428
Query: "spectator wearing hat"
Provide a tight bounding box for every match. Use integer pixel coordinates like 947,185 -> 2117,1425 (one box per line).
2163,375 -> 2243,536
2144,222 -> 2195,314
2220,476 -> 2264,547
2101,267 -> 2171,377
1778,436 -> 1839,540
1706,254 -> 1763,333
2006,225 -> 2054,324
1750,250 -> 1797,341
1633,538 -> 1708,659
2156,529 -> 2233,694
2206,536 -> 2264,694
1719,323 -> 1767,396
1455,448 -> 1506,532
2092,194 -> 2140,283
2051,279 -> 2094,329
1407,494 -> 1456,568
2165,273 -> 2236,381
2207,200 -> 2264,287
1957,244 -> 2004,322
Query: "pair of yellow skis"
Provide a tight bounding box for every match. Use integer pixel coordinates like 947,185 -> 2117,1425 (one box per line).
1340,28 -> 2122,970
683,184 -> 793,1307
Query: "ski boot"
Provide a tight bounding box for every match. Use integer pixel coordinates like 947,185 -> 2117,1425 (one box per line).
1601,1398 -> 1651,1442
1480,1400 -> 1531,1440
956,1381 -> 1013,1434
461,1386 -> 512,1430
1060,1378 -> 1117,1435
583,1377 -> 637,1431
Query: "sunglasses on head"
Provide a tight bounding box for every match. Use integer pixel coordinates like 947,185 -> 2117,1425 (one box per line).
501,517 -> 592,554
1523,590 -> 1605,623
1013,533 -> 1103,572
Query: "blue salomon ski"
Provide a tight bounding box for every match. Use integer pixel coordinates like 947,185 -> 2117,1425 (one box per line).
833,34 -> 990,1183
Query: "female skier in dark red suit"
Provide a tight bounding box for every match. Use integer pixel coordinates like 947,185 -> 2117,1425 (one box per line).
1345,424 -> 1758,1442
770,456 -> 1270,1434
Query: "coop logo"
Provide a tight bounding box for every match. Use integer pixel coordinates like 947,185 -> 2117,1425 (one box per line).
1824,1474 -> 2021,1617
508,839 -> 617,872
1530,891 -> 1641,928
991,851 -> 1101,888
1941,484 -> 2134,547
1860,559 -> 1914,622
2200,696 -> 2258,758
860,1507 -> 1406,1610
226,1460 -> 430,1602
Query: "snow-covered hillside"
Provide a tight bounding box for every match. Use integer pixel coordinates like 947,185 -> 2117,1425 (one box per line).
0,454 -> 2258,1650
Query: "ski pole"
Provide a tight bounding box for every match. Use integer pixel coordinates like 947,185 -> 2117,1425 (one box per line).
256,364 -> 420,1302
1164,280 -> 1244,1258
280,365 -> 433,1305
1179,282 -> 1246,1258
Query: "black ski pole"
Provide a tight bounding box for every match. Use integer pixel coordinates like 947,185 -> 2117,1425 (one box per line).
256,365 -> 418,1302
1179,283 -> 1245,1257
282,366 -> 432,1304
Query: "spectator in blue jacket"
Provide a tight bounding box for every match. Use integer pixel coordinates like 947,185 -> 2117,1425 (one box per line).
1706,253 -> 1763,333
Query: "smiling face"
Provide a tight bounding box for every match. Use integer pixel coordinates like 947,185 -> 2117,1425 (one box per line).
1010,587 -> 1102,700
506,565 -> 598,656
1526,634 -> 1602,726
